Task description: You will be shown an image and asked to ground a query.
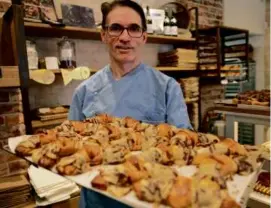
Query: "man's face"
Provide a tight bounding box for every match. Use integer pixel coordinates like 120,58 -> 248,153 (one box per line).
101,6 -> 147,64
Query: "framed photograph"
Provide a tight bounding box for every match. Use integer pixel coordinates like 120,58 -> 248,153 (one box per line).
22,0 -> 41,22
61,4 -> 95,28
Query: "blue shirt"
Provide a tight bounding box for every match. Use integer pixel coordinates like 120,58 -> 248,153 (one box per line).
68,63 -> 192,208
69,63 -> 191,128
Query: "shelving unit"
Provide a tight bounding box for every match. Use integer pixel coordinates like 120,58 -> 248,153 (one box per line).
0,2 -> 200,133
24,22 -> 196,45
198,26 -> 249,83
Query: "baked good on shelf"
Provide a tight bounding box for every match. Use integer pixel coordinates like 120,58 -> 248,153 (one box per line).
15,135 -> 41,156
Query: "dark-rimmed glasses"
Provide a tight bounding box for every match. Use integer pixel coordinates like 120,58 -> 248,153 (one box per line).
104,23 -> 145,38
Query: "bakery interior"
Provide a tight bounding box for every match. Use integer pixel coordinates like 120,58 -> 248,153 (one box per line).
0,0 -> 270,207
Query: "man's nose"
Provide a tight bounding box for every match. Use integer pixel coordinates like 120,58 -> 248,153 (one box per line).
119,29 -> 131,42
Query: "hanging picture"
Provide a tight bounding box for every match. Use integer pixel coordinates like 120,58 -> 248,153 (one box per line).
39,0 -> 58,22
22,0 -> 41,22
61,3 -> 95,28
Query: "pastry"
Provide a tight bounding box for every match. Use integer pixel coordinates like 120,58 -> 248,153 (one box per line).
106,124 -> 121,141
123,155 -> 148,182
32,143 -> 59,168
123,116 -> 140,129
193,153 -> 238,177
175,128 -> 199,146
125,131 -> 143,151
32,139 -> 81,169
170,132 -> 191,148
86,113 -> 113,124
167,176 -> 192,208
103,140 -> 130,164
232,154 -> 258,175
133,178 -> 173,203
92,165 -> 131,197
220,139 -> 248,156
141,147 -> 169,165
84,141 -> 103,165
156,123 -> 173,138
197,133 -> 219,147
15,135 -> 40,156
56,148 -> 91,175
143,162 -> 177,181
159,145 -> 187,166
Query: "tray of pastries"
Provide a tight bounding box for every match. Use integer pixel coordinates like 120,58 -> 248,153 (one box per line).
232,90 -> 270,109
254,171 -> 270,195
5,114 -> 270,208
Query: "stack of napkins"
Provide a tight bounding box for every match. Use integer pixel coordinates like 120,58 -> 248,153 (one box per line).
28,165 -> 80,206
0,175 -> 32,208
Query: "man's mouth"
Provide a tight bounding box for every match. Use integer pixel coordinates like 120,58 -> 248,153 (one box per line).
116,46 -> 133,50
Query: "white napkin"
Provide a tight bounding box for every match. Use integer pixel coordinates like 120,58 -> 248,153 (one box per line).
28,165 -> 80,206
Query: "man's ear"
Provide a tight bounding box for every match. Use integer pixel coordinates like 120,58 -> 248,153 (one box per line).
142,32 -> 147,44
101,29 -> 107,43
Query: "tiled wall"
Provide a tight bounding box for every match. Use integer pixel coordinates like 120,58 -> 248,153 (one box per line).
29,0 -> 224,110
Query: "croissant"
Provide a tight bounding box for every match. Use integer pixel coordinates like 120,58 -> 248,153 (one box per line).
220,139 -> 248,156
133,178 -> 174,203
125,131 -> 143,151
56,149 -> 91,175
192,153 -> 238,177
84,141 -> 103,165
156,123 -> 173,138
15,135 -> 40,156
91,165 -> 131,197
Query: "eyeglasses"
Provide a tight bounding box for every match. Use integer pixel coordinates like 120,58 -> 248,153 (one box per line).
105,23 -> 145,38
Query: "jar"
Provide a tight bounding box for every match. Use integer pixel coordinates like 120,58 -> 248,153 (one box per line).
57,37 -> 76,69
26,40 -> 39,70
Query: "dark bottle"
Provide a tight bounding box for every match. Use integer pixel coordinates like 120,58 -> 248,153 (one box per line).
164,8 -> 171,36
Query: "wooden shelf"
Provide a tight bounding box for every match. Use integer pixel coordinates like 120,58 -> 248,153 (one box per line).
32,118 -> 66,128
155,67 -> 197,71
24,22 -> 195,45
50,69 -> 99,74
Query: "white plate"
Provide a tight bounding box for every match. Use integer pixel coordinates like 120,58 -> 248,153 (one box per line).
6,136 -> 262,208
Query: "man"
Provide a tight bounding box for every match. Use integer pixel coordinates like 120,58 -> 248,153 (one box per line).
69,0 -> 192,207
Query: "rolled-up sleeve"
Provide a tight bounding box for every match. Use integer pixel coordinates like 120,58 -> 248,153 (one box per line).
166,79 -> 192,129
68,86 -> 85,121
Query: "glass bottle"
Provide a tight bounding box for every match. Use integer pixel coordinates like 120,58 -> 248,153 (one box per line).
26,40 -> 39,70
164,8 -> 171,36
57,37 -> 77,69
146,6 -> 153,34
170,11 -> 178,36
